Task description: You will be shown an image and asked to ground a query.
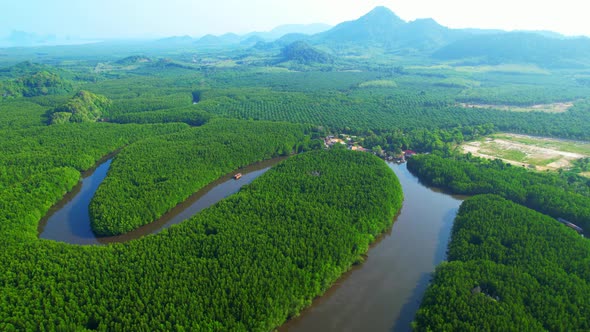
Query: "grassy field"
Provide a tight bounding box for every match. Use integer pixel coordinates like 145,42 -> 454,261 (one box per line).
461,133 -> 590,171
492,133 -> 590,155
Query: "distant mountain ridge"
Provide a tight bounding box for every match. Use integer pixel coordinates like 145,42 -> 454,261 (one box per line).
193,23 -> 332,47
309,7 -> 468,51
433,32 -> 590,67
314,6 -> 405,45
4,6 -> 590,68
304,6 -> 590,67
181,6 -> 590,68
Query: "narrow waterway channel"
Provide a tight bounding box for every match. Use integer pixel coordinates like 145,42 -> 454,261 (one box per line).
38,157 -> 286,245
39,156 -> 464,331
279,162 -> 465,332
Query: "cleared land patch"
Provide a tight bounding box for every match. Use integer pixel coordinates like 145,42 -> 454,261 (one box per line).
358,79 -> 397,88
459,101 -> 573,113
461,133 -> 590,171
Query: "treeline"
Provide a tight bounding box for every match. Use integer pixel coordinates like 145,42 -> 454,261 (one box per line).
570,157 -> 590,173
1,149 -> 402,331
89,119 -> 313,236
413,195 -> 590,331
456,84 -> 590,106
407,153 -> 590,231
360,124 -> 494,155
108,106 -> 212,126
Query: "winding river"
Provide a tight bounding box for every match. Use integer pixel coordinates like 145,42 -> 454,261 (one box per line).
38,157 -> 287,244
38,157 -> 464,331
279,163 -> 465,332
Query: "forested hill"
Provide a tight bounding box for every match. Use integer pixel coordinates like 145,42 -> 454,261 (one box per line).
433,32 -> 590,68
48,90 -> 111,124
280,41 -> 334,64
311,6 -> 464,51
304,7 -> 590,67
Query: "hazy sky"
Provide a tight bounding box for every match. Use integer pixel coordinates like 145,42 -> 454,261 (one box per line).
2,0 -> 589,39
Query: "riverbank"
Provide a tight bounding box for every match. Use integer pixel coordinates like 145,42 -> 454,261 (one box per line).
279,163 -> 465,332
38,156 -> 287,245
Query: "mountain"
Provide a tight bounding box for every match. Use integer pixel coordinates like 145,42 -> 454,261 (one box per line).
153,36 -> 194,46
279,41 -> 334,64
395,18 -> 466,50
459,28 -> 506,36
240,35 -> 266,47
253,33 -> 311,51
433,32 -> 590,67
115,55 -> 152,65
516,30 -> 567,39
194,33 -> 242,47
312,6 -> 462,51
306,6 -> 590,67
314,6 -> 404,46
250,23 -> 332,41
194,23 -> 331,48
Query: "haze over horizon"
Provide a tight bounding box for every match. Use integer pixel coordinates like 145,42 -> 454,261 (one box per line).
2,0 -> 589,41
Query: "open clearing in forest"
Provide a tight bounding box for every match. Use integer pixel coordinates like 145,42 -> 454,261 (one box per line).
461,133 -> 590,171
459,101 -> 574,113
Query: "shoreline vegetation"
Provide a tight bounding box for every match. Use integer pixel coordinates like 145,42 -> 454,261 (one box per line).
407,153 -> 590,232
39,156 -> 289,245
413,195 -> 590,331
2,149 -> 403,331
89,119 -> 312,236
409,153 -> 590,330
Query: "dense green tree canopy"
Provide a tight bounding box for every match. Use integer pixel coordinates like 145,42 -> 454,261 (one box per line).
408,153 -> 590,231
90,119 -> 312,235
0,149 -> 402,331
48,90 -> 112,124
1,43 -> 590,331
413,195 -> 590,331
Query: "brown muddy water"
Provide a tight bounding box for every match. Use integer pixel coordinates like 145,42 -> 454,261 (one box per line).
279,162 -> 465,332
38,157 -> 286,245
